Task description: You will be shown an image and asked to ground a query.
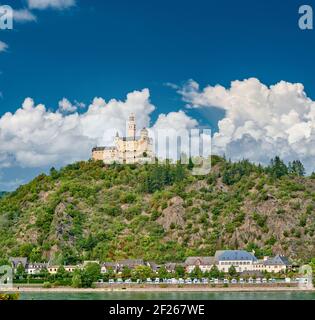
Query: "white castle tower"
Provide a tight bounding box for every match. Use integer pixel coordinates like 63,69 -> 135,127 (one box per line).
92,113 -> 154,164
127,113 -> 136,139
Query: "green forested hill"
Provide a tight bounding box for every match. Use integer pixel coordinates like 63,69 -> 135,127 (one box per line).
0,156 -> 314,265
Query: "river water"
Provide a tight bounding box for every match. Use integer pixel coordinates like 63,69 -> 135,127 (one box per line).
19,291 -> 315,300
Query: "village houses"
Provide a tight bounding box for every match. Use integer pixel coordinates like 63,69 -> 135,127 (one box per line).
9,250 -> 292,276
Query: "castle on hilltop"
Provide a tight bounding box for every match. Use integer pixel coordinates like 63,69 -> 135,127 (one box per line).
92,114 -> 154,164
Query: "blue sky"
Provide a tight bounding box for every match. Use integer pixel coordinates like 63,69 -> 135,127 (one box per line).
0,0 -> 315,190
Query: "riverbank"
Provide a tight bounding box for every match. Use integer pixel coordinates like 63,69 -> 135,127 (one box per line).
3,284 -> 314,293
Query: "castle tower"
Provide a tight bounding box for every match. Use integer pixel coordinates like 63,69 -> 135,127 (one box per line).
140,127 -> 148,139
114,131 -> 120,144
127,113 -> 136,139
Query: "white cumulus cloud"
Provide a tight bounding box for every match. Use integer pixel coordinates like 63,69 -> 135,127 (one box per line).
151,111 -> 212,161
178,78 -> 315,172
58,98 -> 77,113
0,89 -> 156,168
27,0 -> 75,10
153,110 -> 198,131
13,9 -> 37,22
0,89 -> 202,170
2,78 -> 313,181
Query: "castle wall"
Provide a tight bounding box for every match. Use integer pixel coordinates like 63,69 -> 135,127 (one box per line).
92,150 -> 105,161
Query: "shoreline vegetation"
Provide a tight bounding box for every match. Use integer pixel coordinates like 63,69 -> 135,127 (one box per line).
0,293 -> 19,300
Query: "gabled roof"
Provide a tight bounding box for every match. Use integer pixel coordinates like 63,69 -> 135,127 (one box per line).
215,250 -> 257,262
83,260 -> 100,266
165,262 -> 177,272
118,259 -> 145,267
214,250 -> 225,261
28,262 -> 48,268
102,262 -> 118,268
147,261 -> 160,271
263,255 -> 291,266
185,257 -> 215,266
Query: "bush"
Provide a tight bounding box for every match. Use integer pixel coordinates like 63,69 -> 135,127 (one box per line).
43,281 -> 52,288
299,215 -> 307,227
0,293 -> 20,300
222,160 -> 256,185
253,212 -> 267,228
102,204 -> 121,216
225,222 -> 236,233
120,192 -> 137,204
125,205 -> 142,220
265,236 -> 276,246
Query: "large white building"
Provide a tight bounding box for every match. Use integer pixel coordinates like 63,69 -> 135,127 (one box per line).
253,255 -> 290,273
184,250 -> 291,274
92,114 -> 154,164
215,250 -> 258,273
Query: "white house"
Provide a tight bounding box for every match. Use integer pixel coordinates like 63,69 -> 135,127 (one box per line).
101,262 -> 118,274
47,266 -> 59,274
27,263 -> 47,275
253,255 -> 291,273
184,257 -> 215,273
64,265 -> 77,273
47,265 -> 78,274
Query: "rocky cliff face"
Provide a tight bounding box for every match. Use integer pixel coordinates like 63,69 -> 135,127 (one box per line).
0,158 -> 314,264
158,197 -> 185,231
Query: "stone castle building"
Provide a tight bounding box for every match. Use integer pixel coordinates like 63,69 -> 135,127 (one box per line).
92,114 -> 154,164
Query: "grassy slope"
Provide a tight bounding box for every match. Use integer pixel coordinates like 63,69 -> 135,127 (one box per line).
0,157 -> 314,265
